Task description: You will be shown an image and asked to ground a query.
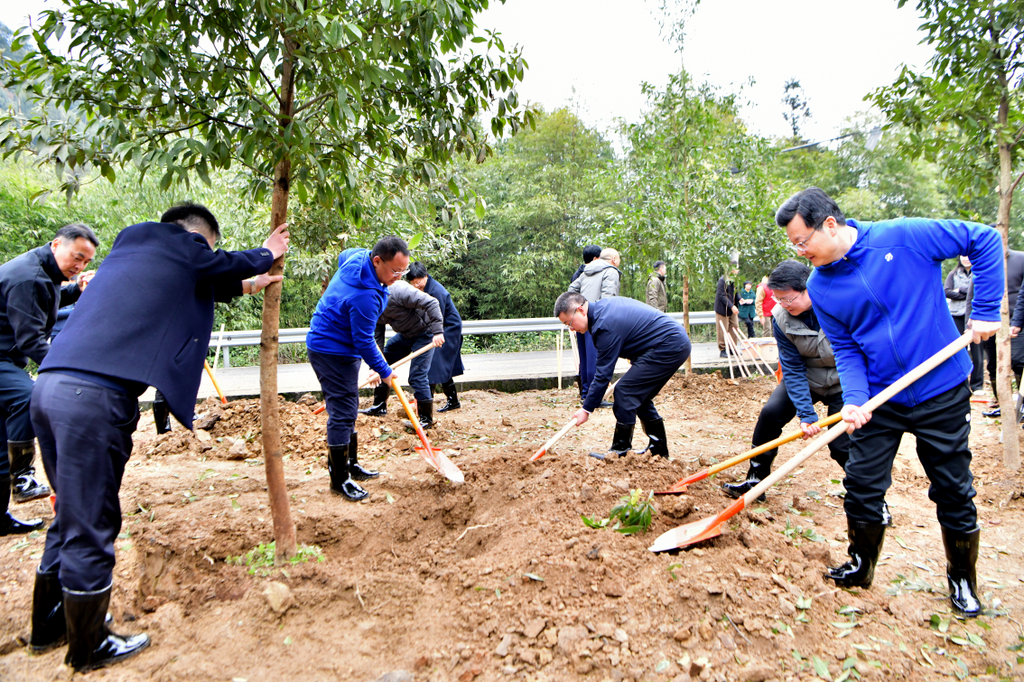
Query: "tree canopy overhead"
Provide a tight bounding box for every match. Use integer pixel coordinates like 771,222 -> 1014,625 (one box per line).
1,0 -> 532,212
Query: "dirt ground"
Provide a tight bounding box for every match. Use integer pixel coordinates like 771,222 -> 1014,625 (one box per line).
2,372 -> 1024,682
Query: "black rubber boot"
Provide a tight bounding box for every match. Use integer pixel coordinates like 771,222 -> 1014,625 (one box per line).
30,570 -> 65,653
942,526 -> 982,617
326,444 -> 368,501
358,384 -> 390,417
0,475 -> 43,536
826,520 -> 886,588
404,399 -> 435,431
588,422 -> 634,459
64,587 -> 150,672
721,455 -> 774,502
437,380 -> 461,413
637,418 -> 669,458
347,433 -> 378,481
10,440 -> 50,503
152,391 -> 171,435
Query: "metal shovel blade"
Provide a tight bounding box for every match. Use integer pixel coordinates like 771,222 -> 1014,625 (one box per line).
648,515 -> 723,552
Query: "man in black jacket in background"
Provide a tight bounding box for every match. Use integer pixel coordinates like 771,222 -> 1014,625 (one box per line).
0,224 -> 97,536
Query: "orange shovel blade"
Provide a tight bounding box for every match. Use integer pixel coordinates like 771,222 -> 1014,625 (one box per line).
648,498 -> 745,552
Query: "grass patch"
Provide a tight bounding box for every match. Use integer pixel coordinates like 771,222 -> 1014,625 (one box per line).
227,541 -> 324,576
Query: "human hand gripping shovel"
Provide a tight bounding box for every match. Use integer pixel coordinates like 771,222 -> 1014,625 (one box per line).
649,330 -> 973,552
530,379 -> 620,462
390,380 -> 464,483
656,412 -> 843,494
312,343 -> 436,415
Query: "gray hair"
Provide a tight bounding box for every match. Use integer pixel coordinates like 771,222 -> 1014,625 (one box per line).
55,223 -> 99,247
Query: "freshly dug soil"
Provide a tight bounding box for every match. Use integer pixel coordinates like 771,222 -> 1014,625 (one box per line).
2,373 -> 1024,682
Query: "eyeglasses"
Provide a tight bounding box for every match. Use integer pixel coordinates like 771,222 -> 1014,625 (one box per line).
562,307 -> 583,330
772,292 -> 800,305
376,258 -> 409,277
787,230 -> 816,253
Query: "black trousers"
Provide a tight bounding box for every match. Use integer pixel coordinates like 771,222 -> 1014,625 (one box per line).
611,335 -> 690,425
31,371 -> 139,592
953,315 -> 985,391
308,350 -> 361,447
0,356 -> 36,476
751,381 -> 849,468
983,334 -> 1024,402
845,382 -> 976,532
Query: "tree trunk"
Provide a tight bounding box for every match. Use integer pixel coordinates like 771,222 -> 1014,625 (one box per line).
996,89 -> 1020,471
682,273 -> 691,374
262,37 -> 298,563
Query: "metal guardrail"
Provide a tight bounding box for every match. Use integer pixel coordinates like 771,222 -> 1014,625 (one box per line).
213,310 -> 717,367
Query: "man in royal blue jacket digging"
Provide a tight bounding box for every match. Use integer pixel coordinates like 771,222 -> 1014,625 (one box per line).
776,187 -> 1002,618
305,236 -> 408,502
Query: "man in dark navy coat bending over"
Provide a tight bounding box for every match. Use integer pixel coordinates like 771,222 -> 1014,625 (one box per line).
28,203 -> 288,672
554,292 -> 691,459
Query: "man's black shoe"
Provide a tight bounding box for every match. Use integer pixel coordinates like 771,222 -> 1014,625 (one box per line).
719,350 -> 727,358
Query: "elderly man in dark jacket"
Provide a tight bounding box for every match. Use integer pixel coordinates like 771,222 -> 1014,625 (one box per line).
0,224 -> 97,537
407,262 -> 465,412
28,203 -> 287,672
360,279 -> 445,429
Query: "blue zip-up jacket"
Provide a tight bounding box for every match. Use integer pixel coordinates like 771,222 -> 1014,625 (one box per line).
808,217 -> 1003,409
306,248 -> 391,378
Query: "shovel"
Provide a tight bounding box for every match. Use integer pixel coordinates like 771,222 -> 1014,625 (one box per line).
649,329 -> 972,552
656,412 -> 843,494
204,360 -> 228,405
391,381 -> 464,484
313,343 -> 436,415
530,378 -> 620,462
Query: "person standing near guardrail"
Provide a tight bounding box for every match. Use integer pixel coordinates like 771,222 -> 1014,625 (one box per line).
360,278 -> 445,430
306,237 -> 409,502
568,248 -> 621,408
555,291 -> 690,459
407,263 -> 464,412
776,186 -> 1002,618
0,224 -> 97,538
645,260 -> 668,313
28,203 -> 287,671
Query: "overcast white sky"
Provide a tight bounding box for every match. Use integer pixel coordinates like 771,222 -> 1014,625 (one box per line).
2,0 -> 935,143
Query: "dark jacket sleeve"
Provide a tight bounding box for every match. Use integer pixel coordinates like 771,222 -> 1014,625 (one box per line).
944,270 -> 966,301
212,279 -> 244,304
583,329 -> 624,413
188,234 -> 275,282
773,318 -> 818,423
1012,278 -> 1024,328
6,280 -> 53,364
59,282 -> 83,307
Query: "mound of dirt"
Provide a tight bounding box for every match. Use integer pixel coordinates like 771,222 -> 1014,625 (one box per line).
2,372 -> 1024,681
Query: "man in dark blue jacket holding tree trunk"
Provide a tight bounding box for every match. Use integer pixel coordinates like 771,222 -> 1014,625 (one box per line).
29,203 -> 288,671
776,187 -> 1002,618
555,293 -> 690,460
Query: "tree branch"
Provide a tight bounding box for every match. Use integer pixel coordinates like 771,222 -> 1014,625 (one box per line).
1010,166 -> 1024,197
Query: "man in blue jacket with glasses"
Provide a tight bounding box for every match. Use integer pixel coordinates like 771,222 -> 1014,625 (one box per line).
776,187 -> 1002,618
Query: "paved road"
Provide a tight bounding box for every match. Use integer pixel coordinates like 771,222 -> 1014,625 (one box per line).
145,340 -> 778,402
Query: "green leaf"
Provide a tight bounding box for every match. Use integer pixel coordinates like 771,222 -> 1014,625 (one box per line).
407,232 -> 423,250
812,655 -> 832,681
523,573 -> 544,582
230,499 -> 241,511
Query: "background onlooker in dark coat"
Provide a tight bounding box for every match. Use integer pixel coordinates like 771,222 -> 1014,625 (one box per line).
408,263 -> 465,412
570,245 -> 602,287
714,264 -> 740,357
737,280 -> 757,337
945,256 -> 984,392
